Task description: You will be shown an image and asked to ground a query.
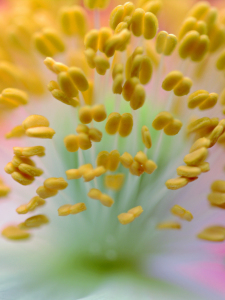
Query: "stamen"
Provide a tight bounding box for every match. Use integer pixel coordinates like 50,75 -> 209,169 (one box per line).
58,203 -> 87,216
157,221 -> 181,230
171,205 -> 193,221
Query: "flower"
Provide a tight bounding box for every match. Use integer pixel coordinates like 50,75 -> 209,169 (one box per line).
1,0 -> 225,299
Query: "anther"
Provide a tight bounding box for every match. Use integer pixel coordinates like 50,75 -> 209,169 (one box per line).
104,174 -> 125,191
171,205 -> 193,221
183,147 -> 208,166
58,203 -> 87,216
141,126 -> 152,149
44,177 -> 68,190
36,186 -> 58,199
22,214 -> 49,228
197,226 -> 225,242
152,111 -> 173,130
2,226 -> 30,240
78,133 -> 92,150
118,113 -> 133,137
177,165 -> 201,178
163,119 -> 183,136
157,221 -> 181,230
120,152 -> 133,168
105,112 -> 121,135
11,171 -> 34,186
79,106 -> 93,124
64,135 -> 79,152
165,177 -> 189,190
92,104 -> 107,122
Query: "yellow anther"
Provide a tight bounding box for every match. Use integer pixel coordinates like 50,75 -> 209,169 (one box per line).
143,160 -> 157,174
198,93 -> 218,110
58,71 -> 78,98
94,56 -> 110,76
36,186 -> 58,199
78,133 -> 92,150
22,214 -> 49,228
85,48 -> 96,69
178,17 -> 197,40
112,63 -> 124,80
208,125 -> 224,147
110,5 -> 124,30
11,171 -> 34,186
130,84 -> 145,110
88,188 -> 102,199
143,12 -> 158,40
195,20 -> 207,35
27,196 -> 45,210
191,34 -> 209,62
97,151 -> 109,169
139,56 -> 153,85
105,112 -> 121,135
157,221 -> 181,229
79,106 -> 93,124
211,180 -> 225,193
163,119 -> 183,136
1,88 -> 28,106
60,6 -> 87,37
4,162 -> 16,174
131,8 -> 145,37
44,177 -> 68,190
178,30 -> 200,59
104,174 -> 125,191
79,164 -> 93,175
64,135 -> 79,152
34,28 -> 65,57
99,194 -> 114,207
152,111 -> 173,130
58,204 -> 71,216
220,88 -> 225,106
162,71 -> 183,91
196,162 -> 210,173
89,128 -> 102,142
187,117 -> 211,133
128,206 -> 143,218
108,150 -> 120,172
208,23 -> 225,53
208,192 -> 225,205
184,147 -> 208,166
2,226 -> 30,240
16,196 -> 45,214
0,184 -> 10,197
22,115 -> 49,130
103,35 -> 119,58
122,77 -> 139,101
76,124 -> 89,134
18,164 -> 43,177
197,226 -> 225,242
177,165 -> 201,178
156,31 -> 168,54
84,30 -> 99,52
58,203 -> 87,216
66,169 -> 82,180
113,74 -> 124,94
141,126 -> 152,149
165,177 -> 189,190
115,22 -> 129,34
118,113 -> 133,137
50,89 -> 79,108
91,104 -> 107,122
173,77 -> 192,97
11,156 -> 35,168
129,161 -> 144,176
94,166 -> 106,177
98,27 -> 113,53
120,152 -> 133,168
118,213 -> 134,225
83,170 -> 96,182
26,127 -> 55,139
171,205 -> 193,221
187,1 -> 210,19
134,151 -> 148,165
123,2 -> 135,18
45,58 -> 66,74
14,146 -> 45,157
164,34 -> 177,56
68,67 -> 89,92
188,90 -> 209,109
